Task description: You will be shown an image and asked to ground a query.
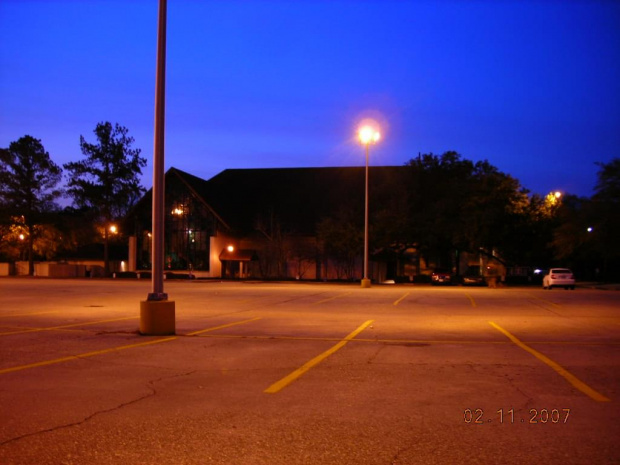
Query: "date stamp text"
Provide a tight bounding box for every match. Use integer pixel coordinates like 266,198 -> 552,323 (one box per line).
463,408 -> 571,424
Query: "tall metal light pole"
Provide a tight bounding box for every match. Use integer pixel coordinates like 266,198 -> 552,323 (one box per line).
358,125 -> 380,288
150,0 -> 167,302
140,0 -> 175,335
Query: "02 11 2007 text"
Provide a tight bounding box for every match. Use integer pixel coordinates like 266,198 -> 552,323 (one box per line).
463,408 -> 570,424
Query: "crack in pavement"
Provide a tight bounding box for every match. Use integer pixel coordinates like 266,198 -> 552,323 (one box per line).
0,370 -> 197,447
466,362 -> 533,409
390,444 -> 416,465
390,416 -> 430,464
366,345 -> 385,364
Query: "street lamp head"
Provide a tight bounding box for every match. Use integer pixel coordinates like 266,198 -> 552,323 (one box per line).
545,190 -> 563,208
358,125 -> 381,145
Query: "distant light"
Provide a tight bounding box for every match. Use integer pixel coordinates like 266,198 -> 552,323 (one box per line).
109,225 -> 118,234
18,234 -> 25,241
227,245 -> 234,252
358,126 -> 381,145
587,227 -> 593,233
545,191 -> 563,207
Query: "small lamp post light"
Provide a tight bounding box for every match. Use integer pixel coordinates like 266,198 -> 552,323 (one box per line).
227,245 -> 235,253
109,225 -> 118,234
358,124 -> 381,288
545,190 -> 563,208
18,233 -> 26,261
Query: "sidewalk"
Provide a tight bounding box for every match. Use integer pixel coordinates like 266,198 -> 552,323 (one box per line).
579,281 -> 620,291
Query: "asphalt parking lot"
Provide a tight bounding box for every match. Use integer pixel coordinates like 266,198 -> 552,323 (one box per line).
1,278 -> 619,465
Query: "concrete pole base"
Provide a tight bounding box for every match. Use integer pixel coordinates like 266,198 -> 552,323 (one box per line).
140,300 -> 176,335
361,278 -> 372,288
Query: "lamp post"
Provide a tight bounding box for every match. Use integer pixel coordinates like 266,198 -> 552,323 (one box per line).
358,125 -> 380,288
140,0 -> 175,335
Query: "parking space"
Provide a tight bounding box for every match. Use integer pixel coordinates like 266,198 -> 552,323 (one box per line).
0,279 -> 619,464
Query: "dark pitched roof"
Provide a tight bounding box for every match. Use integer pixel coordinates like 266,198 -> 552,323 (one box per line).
134,166 -> 409,236
175,166 -> 408,235
167,167 -> 230,229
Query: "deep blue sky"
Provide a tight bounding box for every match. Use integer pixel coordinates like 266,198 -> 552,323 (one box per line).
1,0 -> 619,197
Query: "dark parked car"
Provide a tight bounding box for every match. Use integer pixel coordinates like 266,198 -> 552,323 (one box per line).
431,269 -> 452,285
460,265 -> 485,286
462,274 -> 485,286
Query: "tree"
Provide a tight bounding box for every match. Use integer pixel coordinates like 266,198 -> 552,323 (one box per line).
594,158 -> 620,203
64,122 -> 147,275
460,159 -> 529,264
549,158 -> 620,280
588,158 -> 620,278
403,152 -> 529,272
0,136 -> 63,275
317,210 -> 363,280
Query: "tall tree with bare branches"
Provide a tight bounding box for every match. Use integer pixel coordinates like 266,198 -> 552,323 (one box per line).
64,122 -> 146,275
0,136 -> 63,274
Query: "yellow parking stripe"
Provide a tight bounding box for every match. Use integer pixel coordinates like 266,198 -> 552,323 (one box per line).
0,318 -> 261,375
464,293 -> 477,307
0,317 -> 138,336
489,321 -> 610,402
313,292 -> 352,305
393,292 -> 410,306
0,337 -> 177,375
528,293 -> 560,307
186,317 -> 261,336
0,310 -> 61,319
465,292 -> 478,307
186,333 -> 620,346
264,320 -> 374,394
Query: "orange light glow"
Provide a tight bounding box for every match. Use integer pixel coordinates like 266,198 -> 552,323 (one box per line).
358,125 -> 381,145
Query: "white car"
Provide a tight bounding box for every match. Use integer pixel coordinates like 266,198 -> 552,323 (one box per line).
543,268 -> 575,290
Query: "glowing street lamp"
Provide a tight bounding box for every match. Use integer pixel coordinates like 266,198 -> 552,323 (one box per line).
545,190 -> 563,208
358,124 -> 381,288
359,126 -> 380,145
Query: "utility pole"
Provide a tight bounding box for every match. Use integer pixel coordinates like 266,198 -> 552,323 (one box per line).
140,0 -> 175,335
